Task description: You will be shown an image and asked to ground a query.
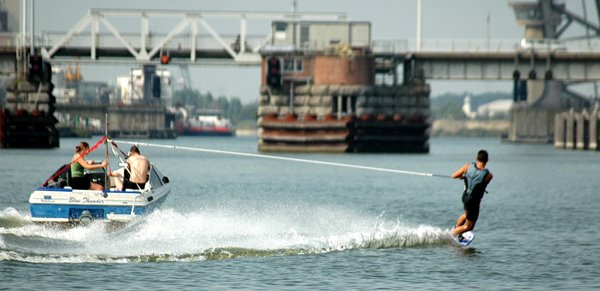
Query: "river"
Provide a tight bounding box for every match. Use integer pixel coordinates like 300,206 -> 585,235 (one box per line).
1,136 -> 598,289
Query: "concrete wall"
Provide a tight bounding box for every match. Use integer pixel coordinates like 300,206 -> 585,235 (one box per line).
555,107 -> 600,151
261,54 -> 373,87
107,105 -> 166,132
313,55 -> 373,85
508,80 -> 588,143
509,102 -> 557,143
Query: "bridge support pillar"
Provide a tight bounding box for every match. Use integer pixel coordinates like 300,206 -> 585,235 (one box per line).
554,112 -> 565,148
590,106 -> 599,150
575,110 -> 589,150
565,109 -> 575,149
1,53 -> 59,148
555,106 -> 599,151
508,80 -> 561,143
508,79 -> 590,144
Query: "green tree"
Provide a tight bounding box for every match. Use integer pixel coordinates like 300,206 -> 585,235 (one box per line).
172,88 -> 200,107
239,101 -> 258,121
227,98 -> 243,122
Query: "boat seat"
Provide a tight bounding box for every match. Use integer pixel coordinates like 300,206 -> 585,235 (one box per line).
44,164 -> 71,188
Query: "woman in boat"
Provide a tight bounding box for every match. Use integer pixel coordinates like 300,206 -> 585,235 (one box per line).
71,141 -> 107,190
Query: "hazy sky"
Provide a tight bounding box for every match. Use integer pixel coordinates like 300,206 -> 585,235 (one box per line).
31,0 -> 595,102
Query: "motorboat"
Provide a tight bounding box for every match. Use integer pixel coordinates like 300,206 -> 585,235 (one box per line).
28,137 -> 171,224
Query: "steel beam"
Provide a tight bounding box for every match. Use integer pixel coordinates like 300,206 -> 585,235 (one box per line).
405,51 -> 600,81
41,9 -> 347,65
99,17 -> 141,60
45,13 -> 92,57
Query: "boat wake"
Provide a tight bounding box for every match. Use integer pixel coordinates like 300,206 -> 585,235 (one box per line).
0,208 -> 30,228
0,206 -> 452,263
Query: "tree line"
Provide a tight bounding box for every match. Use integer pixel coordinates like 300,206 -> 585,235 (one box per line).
431,92 -> 512,120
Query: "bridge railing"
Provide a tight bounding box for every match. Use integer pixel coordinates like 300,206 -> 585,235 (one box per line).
418,38 -> 520,53
371,39 -> 409,54
0,33 -> 17,47
41,32 -> 269,55
7,31 -> 600,61
371,38 -> 600,54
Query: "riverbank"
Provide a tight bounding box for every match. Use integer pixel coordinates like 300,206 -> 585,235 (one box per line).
431,119 -> 509,137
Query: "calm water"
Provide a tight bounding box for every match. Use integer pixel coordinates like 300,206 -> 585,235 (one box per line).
1,136 -> 599,290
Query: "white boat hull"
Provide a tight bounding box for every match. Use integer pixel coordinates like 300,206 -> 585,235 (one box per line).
29,185 -> 170,223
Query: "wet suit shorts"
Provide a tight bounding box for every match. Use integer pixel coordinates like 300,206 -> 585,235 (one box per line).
462,192 -> 481,222
124,180 -> 146,190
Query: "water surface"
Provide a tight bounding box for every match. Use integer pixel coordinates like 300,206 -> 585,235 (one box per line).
1,136 -> 598,289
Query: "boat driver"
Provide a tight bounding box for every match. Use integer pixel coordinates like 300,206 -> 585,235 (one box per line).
71,141 -> 107,190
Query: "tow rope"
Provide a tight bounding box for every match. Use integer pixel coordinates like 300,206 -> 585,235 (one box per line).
113,140 -> 451,179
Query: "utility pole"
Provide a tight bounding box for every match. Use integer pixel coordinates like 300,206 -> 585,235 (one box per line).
30,0 -> 35,55
486,13 -> 490,51
416,0 -> 422,51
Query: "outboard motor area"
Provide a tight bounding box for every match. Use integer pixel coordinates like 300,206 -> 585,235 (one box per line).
70,209 -> 103,224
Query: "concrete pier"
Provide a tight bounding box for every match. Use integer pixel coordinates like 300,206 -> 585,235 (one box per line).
565,110 -> 575,149
575,110 -> 588,150
1,58 -> 59,148
554,113 -> 565,148
555,106 -> 599,151
590,109 -> 598,150
55,103 -> 176,139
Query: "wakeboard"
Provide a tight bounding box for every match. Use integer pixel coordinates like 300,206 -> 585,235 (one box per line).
452,230 -> 475,247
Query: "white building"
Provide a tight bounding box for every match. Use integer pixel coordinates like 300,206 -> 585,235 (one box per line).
477,99 -> 513,118
116,68 -> 173,105
462,95 -> 478,119
463,95 -> 513,119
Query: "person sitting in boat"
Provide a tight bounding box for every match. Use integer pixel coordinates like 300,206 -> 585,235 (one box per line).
109,166 -> 125,190
71,141 -> 107,190
110,145 -> 150,190
124,146 -> 150,190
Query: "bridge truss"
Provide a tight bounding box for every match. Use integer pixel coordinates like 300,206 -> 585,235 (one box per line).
40,9 -> 347,65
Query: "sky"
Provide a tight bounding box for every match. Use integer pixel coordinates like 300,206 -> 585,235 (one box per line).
30,0 -> 597,102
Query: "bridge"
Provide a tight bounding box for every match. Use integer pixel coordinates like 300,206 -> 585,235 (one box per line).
2,1 -> 600,146
2,6 -> 597,83
40,9 -> 347,65
29,9 -> 600,83
0,5 -> 597,82
375,39 -> 600,82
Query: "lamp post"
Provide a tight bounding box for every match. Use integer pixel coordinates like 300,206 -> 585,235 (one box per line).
416,0 -> 422,51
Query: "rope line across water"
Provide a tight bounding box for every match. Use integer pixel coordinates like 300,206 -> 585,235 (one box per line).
112,140 -> 451,179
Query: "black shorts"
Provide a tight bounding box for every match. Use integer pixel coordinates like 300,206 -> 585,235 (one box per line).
124,180 -> 146,190
70,176 -> 91,190
462,192 -> 481,222
464,202 -> 480,222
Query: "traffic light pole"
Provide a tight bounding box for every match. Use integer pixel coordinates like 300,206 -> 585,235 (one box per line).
30,0 -> 35,56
